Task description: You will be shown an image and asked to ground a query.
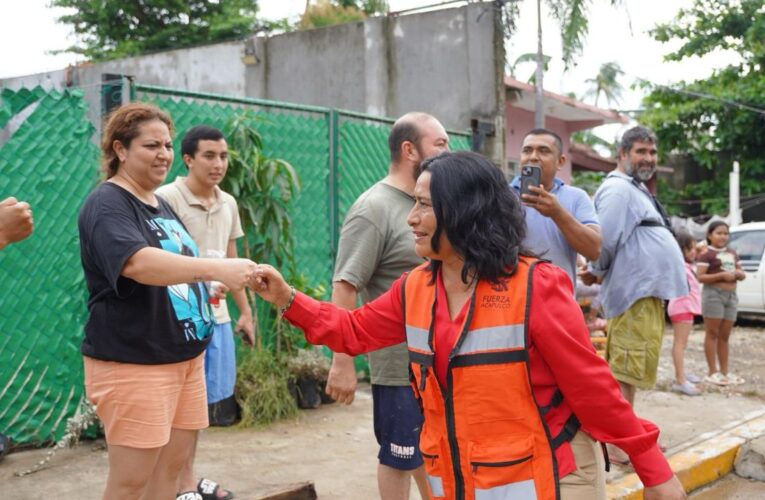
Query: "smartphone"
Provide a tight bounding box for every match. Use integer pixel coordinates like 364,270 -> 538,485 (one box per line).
520,164 -> 542,196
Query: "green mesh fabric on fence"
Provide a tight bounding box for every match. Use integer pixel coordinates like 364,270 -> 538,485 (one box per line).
0,83 -> 473,446
0,87 -> 49,129
337,114 -> 472,223
138,92 -> 333,290
0,88 -> 99,445
337,118 -> 391,219
136,88 -> 472,298
450,135 -> 471,153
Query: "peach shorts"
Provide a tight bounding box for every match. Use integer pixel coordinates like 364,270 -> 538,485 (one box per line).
83,353 -> 209,449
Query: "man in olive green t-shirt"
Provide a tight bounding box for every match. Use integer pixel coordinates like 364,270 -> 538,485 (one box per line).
328,112 -> 449,500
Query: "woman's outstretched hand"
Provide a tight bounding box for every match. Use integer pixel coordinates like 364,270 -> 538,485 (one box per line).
251,264 -> 293,310
216,258 -> 257,292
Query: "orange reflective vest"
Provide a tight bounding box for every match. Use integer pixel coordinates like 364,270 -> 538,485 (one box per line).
404,257 -> 579,500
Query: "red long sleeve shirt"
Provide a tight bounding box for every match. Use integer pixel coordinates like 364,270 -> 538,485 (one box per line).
285,262 -> 673,487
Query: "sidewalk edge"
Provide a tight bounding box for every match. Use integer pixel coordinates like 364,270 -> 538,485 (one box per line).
606,413 -> 765,499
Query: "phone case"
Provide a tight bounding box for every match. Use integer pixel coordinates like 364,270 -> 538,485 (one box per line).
520,165 -> 541,195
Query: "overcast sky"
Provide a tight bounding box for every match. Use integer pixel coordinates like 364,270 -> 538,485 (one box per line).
0,0 -> 734,125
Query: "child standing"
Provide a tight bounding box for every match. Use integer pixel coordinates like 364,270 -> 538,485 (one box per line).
667,232 -> 702,396
697,221 -> 747,386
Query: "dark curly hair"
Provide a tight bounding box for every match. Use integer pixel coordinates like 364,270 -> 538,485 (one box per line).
418,151 -> 529,285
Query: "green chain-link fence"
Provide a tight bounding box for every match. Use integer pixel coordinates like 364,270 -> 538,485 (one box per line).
0,87 -> 99,446
0,82 -> 471,446
134,85 -> 471,292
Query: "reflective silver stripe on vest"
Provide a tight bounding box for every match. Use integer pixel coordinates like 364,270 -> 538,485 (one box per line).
475,479 -> 537,500
406,325 -> 431,352
427,475 -> 445,497
455,324 -> 525,355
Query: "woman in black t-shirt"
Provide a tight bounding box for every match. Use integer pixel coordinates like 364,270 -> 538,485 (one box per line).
78,103 -> 256,500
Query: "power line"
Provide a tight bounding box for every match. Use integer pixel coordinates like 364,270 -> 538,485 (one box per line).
614,76 -> 765,117
638,78 -> 765,116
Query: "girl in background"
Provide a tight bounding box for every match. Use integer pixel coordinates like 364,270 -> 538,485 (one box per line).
667,232 -> 702,396
697,221 -> 746,386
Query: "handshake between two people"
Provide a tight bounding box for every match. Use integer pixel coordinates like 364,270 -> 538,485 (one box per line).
213,259 -> 292,309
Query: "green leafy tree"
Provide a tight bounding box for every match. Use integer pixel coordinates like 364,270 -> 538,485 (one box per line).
640,0 -> 765,214
336,0 -> 387,15
571,170 -> 606,196
299,0 -> 386,29
220,113 -> 301,349
221,113 -> 300,273
52,0 -> 263,60
584,61 -> 625,107
571,129 -> 617,157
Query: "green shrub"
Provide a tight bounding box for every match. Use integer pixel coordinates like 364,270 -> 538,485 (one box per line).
235,348 -> 297,427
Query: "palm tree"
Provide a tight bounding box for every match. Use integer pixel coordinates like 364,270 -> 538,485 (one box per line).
507,52 -> 551,83
532,0 -> 626,127
584,61 -> 625,107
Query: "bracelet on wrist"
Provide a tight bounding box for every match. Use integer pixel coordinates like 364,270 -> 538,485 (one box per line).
280,286 -> 296,315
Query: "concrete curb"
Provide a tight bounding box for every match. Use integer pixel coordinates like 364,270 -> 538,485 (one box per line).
607,410 -> 765,499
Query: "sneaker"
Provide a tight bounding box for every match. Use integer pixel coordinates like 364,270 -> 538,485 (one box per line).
686,374 -> 702,384
703,372 -> 729,386
725,373 -> 745,385
672,380 -> 701,396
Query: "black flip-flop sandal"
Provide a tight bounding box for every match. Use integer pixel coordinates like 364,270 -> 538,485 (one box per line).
177,492 -> 202,500
198,478 -> 234,500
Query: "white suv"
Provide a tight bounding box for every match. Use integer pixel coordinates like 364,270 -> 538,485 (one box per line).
728,222 -> 765,315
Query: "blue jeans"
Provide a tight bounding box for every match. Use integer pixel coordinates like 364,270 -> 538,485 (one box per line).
204,322 -> 236,404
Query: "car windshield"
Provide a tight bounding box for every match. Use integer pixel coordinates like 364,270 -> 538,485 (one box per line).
729,230 -> 765,262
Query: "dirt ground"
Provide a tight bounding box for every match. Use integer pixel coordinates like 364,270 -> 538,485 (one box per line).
2,320 -> 764,499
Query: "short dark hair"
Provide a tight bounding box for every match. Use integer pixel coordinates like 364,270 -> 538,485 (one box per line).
706,220 -> 729,244
524,128 -> 563,156
181,125 -> 225,158
418,151 -> 529,285
619,126 -> 656,155
388,120 -> 422,163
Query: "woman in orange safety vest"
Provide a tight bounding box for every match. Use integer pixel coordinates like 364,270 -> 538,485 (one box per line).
251,151 -> 686,500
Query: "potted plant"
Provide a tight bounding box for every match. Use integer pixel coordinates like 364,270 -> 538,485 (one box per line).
286,347 -> 332,409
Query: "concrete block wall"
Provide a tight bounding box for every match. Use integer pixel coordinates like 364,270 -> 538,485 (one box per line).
0,2 -> 505,162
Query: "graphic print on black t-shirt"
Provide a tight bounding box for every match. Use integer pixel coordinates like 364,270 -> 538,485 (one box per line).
147,216 -> 214,341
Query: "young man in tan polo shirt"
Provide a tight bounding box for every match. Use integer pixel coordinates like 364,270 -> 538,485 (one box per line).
157,125 -> 253,500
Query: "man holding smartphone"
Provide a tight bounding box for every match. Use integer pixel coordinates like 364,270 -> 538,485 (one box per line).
510,128 -> 601,286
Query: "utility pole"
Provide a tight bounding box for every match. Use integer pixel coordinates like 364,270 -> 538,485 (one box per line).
534,0 -> 545,128
729,161 -> 742,227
